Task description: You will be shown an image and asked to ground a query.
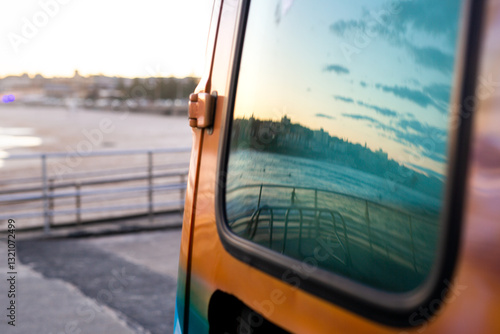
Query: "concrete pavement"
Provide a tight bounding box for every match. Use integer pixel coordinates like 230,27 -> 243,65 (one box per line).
0,225 -> 182,334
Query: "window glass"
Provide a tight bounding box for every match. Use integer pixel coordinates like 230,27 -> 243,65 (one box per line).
225,0 -> 463,292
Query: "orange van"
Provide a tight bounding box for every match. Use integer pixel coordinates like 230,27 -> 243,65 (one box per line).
175,0 -> 500,332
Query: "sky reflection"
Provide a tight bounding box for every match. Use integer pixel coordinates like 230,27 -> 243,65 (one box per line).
233,0 -> 463,177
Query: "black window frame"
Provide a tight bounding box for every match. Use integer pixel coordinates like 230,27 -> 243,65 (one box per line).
215,0 -> 486,327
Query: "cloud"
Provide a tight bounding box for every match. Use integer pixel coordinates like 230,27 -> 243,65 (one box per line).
331,0 -> 460,46
375,84 -> 431,107
393,119 -> 448,165
341,113 -> 397,135
394,0 -> 460,46
357,101 -> 398,117
408,45 -> 454,75
341,113 -> 378,123
334,95 -> 354,103
315,113 -> 335,120
324,64 -> 350,75
329,0 -> 460,73
398,119 -> 447,138
338,96 -> 409,119
330,20 -> 367,37
375,83 -> 446,113
341,112 -> 448,165
421,150 -> 447,164
423,83 -> 452,105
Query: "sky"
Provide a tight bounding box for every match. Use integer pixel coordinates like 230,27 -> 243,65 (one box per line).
0,0 -> 214,78
233,0 -> 464,177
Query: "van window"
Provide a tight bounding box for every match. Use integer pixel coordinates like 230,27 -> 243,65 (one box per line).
224,0 -> 462,293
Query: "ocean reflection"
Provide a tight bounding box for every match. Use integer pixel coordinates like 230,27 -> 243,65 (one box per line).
226,149 -> 439,292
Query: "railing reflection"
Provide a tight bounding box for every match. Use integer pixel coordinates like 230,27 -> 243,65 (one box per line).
227,184 -> 439,291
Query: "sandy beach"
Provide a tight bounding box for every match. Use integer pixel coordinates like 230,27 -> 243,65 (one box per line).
0,105 -> 193,229
0,104 -> 192,156
0,104 -> 192,174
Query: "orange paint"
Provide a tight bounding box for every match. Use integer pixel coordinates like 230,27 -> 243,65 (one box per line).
177,0 -> 500,332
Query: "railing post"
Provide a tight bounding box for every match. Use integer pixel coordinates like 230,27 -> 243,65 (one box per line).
282,209 -> 291,254
75,182 -> 81,225
48,178 -> 54,226
298,209 -> 304,255
365,200 -> 373,253
312,189 -> 318,238
257,184 -> 263,209
41,154 -> 50,234
148,151 -> 154,222
269,210 -> 274,249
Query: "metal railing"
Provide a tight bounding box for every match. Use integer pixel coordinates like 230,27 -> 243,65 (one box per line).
227,184 -> 439,275
243,205 -> 351,267
0,148 -> 191,233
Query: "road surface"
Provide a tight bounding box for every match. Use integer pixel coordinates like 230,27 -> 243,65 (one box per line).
0,227 -> 182,334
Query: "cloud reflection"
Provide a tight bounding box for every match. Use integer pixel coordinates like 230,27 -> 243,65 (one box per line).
375,83 -> 446,113
324,64 -> 350,75
342,113 -> 447,168
357,101 -> 398,118
334,95 -> 355,103
315,113 -> 336,120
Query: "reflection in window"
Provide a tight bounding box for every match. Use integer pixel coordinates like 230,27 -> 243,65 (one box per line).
225,0 -> 463,292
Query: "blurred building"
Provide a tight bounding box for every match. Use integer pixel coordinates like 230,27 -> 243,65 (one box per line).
0,71 -> 198,115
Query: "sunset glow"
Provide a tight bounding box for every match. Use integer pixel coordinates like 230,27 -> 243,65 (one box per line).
0,0 -> 213,78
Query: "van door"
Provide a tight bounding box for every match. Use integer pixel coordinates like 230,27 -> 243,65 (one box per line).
177,0 -> 488,333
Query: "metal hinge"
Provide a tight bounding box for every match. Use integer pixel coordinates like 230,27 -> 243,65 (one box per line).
188,92 -> 216,129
